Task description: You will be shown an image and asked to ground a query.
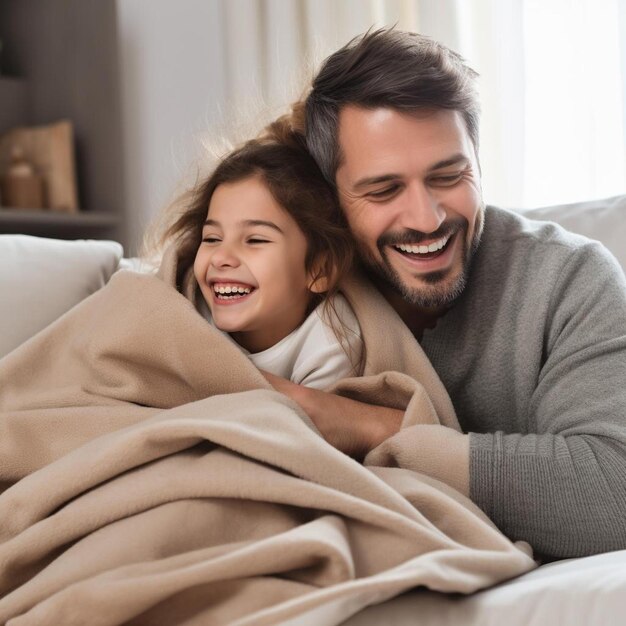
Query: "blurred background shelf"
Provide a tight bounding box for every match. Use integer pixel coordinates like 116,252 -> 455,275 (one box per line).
0,0 -> 126,246
0,208 -> 120,238
0,76 -> 28,133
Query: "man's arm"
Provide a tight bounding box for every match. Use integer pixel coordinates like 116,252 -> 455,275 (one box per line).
468,242 -> 626,559
261,371 -> 402,457
262,371 -> 470,496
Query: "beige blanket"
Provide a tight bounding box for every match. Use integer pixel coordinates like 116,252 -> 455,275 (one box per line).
0,246 -> 535,625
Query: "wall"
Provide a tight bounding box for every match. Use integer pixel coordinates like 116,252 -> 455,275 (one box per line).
116,0 -> 227,255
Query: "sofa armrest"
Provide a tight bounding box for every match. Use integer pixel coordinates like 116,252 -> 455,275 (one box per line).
520,194 -> 626,273
0,235 -> 123,359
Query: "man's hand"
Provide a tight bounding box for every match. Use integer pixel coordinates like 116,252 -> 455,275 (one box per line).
261,371 -> 403,460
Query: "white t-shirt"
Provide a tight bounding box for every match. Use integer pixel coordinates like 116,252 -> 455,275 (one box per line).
199,294 -> 362,390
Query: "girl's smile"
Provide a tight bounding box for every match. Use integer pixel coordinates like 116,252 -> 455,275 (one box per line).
211,280 -> 256,305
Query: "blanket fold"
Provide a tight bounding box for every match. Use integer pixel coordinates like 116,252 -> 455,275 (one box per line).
0,245 -> 535,625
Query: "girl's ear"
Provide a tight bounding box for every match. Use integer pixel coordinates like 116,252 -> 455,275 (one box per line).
308,273 -> 329,294
307,254 -> 332,294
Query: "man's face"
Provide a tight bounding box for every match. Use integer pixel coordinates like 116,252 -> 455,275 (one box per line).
336,106 -> 484,311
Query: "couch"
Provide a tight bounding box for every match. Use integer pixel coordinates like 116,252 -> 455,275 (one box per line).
1,194 -> 625,625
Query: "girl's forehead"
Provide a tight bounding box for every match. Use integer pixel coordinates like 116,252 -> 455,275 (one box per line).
206,177 -> 297,230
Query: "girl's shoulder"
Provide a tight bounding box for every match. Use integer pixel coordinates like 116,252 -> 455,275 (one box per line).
316,292 -> 361,335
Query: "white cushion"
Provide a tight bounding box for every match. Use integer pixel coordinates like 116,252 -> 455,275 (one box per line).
344,549 -> 626,626
520,194 -> 626,272
0,235 -> 123,359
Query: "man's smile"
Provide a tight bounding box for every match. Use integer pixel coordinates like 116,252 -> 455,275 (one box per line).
392,233 -> 452,256
386,231 -> 459,272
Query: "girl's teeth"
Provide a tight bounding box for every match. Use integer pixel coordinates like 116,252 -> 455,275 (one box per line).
213,284 -> 252,295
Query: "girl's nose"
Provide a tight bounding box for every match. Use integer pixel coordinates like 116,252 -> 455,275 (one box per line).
210,244 -> 241,269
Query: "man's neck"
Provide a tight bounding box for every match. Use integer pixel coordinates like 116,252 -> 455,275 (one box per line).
370,275 -> 448,341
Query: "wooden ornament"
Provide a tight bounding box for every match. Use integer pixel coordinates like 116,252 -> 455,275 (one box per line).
0,120 -> 78,212
1,145 -> 44,209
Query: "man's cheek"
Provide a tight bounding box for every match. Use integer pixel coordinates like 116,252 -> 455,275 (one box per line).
345,214 -> 370,244
356,228 -> 379,253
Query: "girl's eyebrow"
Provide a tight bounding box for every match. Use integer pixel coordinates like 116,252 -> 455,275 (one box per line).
243,219 -> 284,234
203,218 -> 284,234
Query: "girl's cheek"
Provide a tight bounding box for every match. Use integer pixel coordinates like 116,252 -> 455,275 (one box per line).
193,250 -> 206,282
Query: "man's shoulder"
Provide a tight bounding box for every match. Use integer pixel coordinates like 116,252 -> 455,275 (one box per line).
474,205 -> 625,294
483,205 -> 597,253
478,204 -> 621,276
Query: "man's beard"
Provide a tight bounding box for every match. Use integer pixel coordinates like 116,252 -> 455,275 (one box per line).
358,212 -> 484,309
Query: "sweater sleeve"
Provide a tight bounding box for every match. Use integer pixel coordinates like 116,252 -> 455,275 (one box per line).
470,242 -> 626,559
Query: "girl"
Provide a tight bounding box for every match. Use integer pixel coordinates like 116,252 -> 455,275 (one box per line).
156,129 -> 362,390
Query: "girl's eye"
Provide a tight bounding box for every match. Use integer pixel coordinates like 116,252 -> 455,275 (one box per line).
247,238 -> 270,244
202,236 -> 221,244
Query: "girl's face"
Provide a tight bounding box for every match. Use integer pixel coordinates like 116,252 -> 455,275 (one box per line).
194,175 -> 315,353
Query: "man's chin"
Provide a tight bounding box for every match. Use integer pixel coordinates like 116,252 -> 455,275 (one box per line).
372,220 -> 481,309
363,255 -> 467,310
401,271 -> 467,308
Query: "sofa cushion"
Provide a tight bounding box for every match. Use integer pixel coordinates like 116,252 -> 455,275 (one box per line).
343,549 -> 626,626
0,235 -> 123,359
520,194 -> 626,272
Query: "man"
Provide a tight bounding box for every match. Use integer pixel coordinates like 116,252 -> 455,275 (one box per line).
267,28 -> 626,560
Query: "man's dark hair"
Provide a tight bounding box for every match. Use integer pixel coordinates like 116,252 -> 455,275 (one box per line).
304,27 -> 481,185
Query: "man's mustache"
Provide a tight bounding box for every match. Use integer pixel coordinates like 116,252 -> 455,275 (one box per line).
377,219 -> 466,249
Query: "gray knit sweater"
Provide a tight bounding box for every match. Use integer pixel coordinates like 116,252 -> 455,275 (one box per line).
420,206 -> 626,559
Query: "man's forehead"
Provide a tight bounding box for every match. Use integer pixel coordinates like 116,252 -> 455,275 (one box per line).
338,104 -> 441,124
336,106 -> 473,182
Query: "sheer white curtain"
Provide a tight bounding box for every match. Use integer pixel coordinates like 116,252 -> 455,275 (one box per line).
417,0 -> 626,208
522,0 -> 626,207
220,1 -> 420,132
220,0 -> 625,208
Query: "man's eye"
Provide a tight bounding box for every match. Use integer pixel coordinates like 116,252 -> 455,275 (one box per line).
431,173 -> 463,186
367,185 -> 400,199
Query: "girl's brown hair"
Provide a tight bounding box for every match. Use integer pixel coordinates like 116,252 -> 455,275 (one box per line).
146,115 -> 358,365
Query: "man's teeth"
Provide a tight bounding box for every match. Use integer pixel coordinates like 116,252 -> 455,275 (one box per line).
394,235 -> 450,254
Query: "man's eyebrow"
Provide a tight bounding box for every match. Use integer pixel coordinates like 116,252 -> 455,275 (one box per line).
353,174 -> 399,191
203,218 -> 284,234
429,153 -> 470,171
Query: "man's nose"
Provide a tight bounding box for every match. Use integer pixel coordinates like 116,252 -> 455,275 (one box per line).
400,182 -> 446,234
